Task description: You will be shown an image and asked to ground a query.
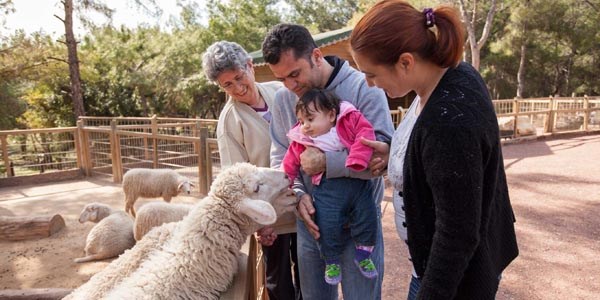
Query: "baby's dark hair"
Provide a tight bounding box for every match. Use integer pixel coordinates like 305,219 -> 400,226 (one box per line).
296,89 -> 340,118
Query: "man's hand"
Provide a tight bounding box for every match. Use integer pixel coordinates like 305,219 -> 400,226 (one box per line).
256,226 -> 277,246
299,146 -> 326,176
360,137 -> 390,176
297,194 -> 320,240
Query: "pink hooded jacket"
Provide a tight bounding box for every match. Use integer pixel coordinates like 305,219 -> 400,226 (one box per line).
282,101 -> 375,186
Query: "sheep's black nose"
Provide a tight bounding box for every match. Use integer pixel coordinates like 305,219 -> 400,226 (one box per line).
284,174 -> 289,179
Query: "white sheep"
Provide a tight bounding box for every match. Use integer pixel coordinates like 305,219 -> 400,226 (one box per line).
64,163 -> 297,300
122,168 -> 195,217
74,202 -> 136,263
133,201 -> 192,241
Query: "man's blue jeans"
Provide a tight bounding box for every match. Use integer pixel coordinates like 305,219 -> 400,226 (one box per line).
296,205 -> 384,300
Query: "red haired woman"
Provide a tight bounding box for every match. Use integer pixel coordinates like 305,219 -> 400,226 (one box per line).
350,1 -> 519,299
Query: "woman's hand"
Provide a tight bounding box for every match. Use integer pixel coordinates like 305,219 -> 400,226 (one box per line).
297,194 -> 320,240
361,137 -> 390,176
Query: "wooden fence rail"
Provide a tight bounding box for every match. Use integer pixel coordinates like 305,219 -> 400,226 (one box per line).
2,97 -> 599,188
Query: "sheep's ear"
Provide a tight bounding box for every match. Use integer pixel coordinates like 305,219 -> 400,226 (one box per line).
177,182 -> 185,190
90,210 -> 98,221
239,198 -> 277,225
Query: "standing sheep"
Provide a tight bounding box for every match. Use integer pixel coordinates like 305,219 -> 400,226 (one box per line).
75,203 -> 135,263
133,201 -> 192,241
122,168 -> 195,217
64,163 -> 297,300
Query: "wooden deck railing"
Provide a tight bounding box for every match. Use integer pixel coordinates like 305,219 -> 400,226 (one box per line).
2,96 -> 600,187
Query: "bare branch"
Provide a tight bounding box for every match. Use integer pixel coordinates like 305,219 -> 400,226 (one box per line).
477,0 -> 497,50
54,14 -> 65,23
583,0 -> 599,12
0,45 -> 18,54
0,61 -> 48,76
458,0 -> 477,46
48,56 -> 69,64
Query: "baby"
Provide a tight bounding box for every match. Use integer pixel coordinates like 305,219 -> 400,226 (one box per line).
282,89 -> 378,285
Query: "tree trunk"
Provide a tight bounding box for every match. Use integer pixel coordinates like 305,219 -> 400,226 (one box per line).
516,43 -> 527,98
63,0 -> 85,118
0,214 -> 66,241
470,46 -> 481,71
458,0 -> 497,71
516,0 -> 531,99
516,20 -> 528,98
141,95 -> 149,116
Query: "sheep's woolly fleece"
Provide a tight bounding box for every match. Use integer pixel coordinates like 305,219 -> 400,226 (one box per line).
64,162 -> 292,300
122,168 -> 193,216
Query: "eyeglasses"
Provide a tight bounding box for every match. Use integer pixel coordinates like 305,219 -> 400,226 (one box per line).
218,68 -> 248,92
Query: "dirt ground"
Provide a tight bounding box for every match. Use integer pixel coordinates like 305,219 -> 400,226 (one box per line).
1,134 -> 599,299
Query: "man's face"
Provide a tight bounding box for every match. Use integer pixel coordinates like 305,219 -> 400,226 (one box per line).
268,49 -> 322,97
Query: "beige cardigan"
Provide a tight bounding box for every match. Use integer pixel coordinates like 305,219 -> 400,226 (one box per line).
216,81 -> 282,168
216,81 -> 296,234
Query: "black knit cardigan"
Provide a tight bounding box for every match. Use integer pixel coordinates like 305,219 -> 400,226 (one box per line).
402,62 -> 519,300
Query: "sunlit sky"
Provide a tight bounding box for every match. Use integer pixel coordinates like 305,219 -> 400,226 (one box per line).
1,0 -> 189,37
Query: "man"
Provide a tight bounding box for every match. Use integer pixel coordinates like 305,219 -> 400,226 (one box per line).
261,24 -> 394,300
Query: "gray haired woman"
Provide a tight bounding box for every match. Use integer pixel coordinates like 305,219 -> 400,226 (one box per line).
202,41 -> 281,168
202,41 -> 301,300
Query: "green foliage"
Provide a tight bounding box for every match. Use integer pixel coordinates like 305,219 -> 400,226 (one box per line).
484,0 -> 600,98
285,0 -> 359,32
2,0 -> 600,130
205,0 -> 282,51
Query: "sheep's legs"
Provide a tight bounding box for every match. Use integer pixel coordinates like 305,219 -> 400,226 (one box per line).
125,196 -> 138,217
74,253 -> 104,263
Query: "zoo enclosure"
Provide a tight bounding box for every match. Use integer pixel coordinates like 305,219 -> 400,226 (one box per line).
2,96 -> 600,187
0,116 -> 220,194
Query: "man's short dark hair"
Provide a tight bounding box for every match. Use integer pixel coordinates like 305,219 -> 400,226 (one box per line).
261,24 -> 318,65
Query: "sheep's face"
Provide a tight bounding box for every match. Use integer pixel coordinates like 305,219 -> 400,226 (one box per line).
177,180 -> 194,195
211,163 -> 290,226
78,203 -> 100,223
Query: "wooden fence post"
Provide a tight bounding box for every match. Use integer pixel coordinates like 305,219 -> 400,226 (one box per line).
75,120 -> 84,172
1,134 -> 12,177
512,97 -> 520,138
143,127 -> 150,161
583,95 -> 589,131
198,127 -> 208,195
110,119 -> 123,183
545,96 -> 555,133
151,115 -> 159,168
78,120 -> 92,176
397,106 -> 405,126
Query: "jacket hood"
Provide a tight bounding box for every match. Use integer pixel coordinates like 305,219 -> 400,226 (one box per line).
286,101 -> 357,145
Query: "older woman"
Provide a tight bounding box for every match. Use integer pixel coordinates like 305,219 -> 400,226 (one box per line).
202,41 -> 301,300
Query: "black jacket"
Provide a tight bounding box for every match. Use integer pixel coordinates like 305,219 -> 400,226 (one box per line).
403,62 -> 519,300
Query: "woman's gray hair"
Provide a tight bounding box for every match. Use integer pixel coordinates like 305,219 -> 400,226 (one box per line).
202,41 -> 252,82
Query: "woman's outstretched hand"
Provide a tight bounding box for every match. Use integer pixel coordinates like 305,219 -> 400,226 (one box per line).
360,137 -> 390,176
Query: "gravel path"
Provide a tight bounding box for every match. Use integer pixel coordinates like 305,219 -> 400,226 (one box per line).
381,134 -> 600,300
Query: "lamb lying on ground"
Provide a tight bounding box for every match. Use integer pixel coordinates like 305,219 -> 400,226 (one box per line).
64,162 -> 296,300
122,168 -> 195,217
74,203 -> 135,263
133,201 -> 192,241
